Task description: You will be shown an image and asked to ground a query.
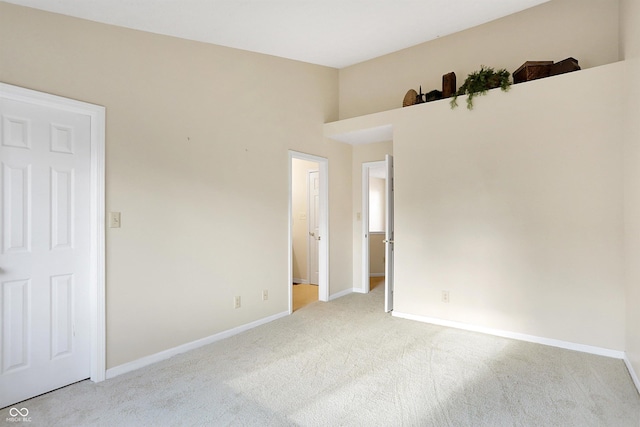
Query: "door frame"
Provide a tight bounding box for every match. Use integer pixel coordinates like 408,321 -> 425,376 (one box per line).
361,161 -> 386,293
384,154 -> 394,312
288,151 -> 329,313
0,82 -> 106,382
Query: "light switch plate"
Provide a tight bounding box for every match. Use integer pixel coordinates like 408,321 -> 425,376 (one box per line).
109,212 -> 121,228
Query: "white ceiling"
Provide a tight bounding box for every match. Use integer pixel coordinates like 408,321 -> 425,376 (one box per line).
4,0 -> 549,68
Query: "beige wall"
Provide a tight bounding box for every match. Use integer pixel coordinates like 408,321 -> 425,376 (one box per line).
291,159 -> 318,283
393,63 -> 625,350
351,142 -> 393,291
369,177 -> 386,232
0,2 -> 352,368
621,0 -> 640,381
339,0 -> 620,119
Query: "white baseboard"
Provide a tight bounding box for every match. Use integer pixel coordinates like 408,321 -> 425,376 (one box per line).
624,354 -> 640,394
392,311 -> 625,360
106,310 -> 289,379
369,273 -> 385,277
353,288 -> 368,294
329,288 -> 353,301
292,278 -> 309,285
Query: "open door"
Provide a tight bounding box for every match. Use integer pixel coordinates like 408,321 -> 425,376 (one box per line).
384,155 -> 394,312
308,170 -> 320,285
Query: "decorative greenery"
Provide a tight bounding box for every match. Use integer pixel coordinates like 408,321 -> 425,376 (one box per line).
450,65 -> 511,110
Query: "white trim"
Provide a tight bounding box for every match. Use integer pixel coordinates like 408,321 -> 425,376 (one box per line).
624,354 -> 640,394
392,311 -> 625,359
369,273 -> 385,277
106,310 -> 288,379
318,160 -> 329,302
288,151 -> 329,315
292,278 -> 309,285
329,288 -> 353,300
384,154 -> 394,313
362,164 -> 370,294
0,82 -> 106,382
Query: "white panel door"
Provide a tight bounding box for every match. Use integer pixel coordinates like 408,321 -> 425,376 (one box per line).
0,97 -> 91,408
384,155 -> 394,313
308,171 -> 320,286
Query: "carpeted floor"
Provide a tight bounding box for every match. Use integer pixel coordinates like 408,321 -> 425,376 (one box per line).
2,284 -> 639,426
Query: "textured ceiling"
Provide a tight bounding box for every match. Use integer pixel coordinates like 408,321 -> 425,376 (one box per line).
4,0 -> 549,68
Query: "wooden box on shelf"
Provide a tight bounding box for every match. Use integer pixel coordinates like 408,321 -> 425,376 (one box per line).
442,72 -> 456,98
549,57 -> 580,76
513,61 -> 553,84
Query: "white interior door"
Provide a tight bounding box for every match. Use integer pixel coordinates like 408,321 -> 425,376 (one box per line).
384,155 -> 394,312
0,96 -> 91,408
308,170 -> 320,285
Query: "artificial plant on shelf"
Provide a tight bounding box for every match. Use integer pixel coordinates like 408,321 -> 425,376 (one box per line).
450,65 -> 512,110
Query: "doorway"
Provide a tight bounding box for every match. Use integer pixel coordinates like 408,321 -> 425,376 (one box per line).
288,151 -> 328,313
291,159 -> 319,310
362,156 -> 394,311
0,82 -> 105,408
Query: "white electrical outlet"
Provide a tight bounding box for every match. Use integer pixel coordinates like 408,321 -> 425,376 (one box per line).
234,296 -> 241,309
442,291 -> 450,303
262,290 -> 268,301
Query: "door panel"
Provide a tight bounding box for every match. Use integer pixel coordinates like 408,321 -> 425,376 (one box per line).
51,168 -> 74,249
2,279 -> 30,373
0,97 -> 91,408
51,274 -> 74,359
308,171 -> 320,285
2,163 -> 31,253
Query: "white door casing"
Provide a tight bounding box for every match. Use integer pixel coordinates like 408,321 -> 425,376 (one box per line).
308,170 -> 320,286
0,83 -> 105,408
384,155 -> 394,313
288,151 -> 328,313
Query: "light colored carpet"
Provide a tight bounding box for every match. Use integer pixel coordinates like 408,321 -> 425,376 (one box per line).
2,284 -> 639,426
